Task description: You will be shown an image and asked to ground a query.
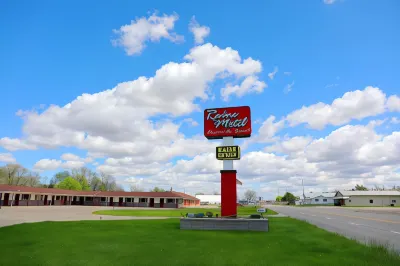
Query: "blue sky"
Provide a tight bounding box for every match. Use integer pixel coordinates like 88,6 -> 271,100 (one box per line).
0,0 -> 399,197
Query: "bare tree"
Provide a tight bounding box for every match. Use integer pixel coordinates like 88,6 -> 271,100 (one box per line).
244,189 -> 257,202
25,172 -> 41,187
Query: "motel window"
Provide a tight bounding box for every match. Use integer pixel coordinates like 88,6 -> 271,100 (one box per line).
315,199 -> 319,202
323,199 -> 327,202
392,200 -> 397,203
369,199 -> 373,204
22,194 -> 30,200
100,197 -> 106,202
178,198 -> 183,204
126,198 -> 132,203
56,196 -> 61,200
86,197 -> 93,201
167,198 -> 174,203
139,198 -> 147,203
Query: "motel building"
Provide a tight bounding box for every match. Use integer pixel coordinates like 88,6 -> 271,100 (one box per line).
0,185 -> 200,208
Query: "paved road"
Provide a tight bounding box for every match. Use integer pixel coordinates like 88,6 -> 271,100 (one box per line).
268,205 -> 400,251
0,206 -> 170,228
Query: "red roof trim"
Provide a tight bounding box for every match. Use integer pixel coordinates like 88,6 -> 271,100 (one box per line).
0,185 -> 199,200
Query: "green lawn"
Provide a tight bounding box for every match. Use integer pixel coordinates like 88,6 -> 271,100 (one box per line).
0,218 -> 398,265
93,206 -> 277,217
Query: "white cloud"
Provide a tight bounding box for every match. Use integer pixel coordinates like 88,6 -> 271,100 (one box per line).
284,72 -> 291,76
0,153 -> 16,163
323,0 -> 337,4
61,153 -> 81,161
189,16 -> 210,44
9,43 -> 262,162
0,137 -> 37,151
111,12 -> 183,55
286,86 -> 387,129
182,118 -> 199,127
268,66 -> 278,80
242,115 -> 285,149
284,81 -> 294,94
387,95 -> 400,112
257,116 -> 285,143
33,159 -> 62,171
391,117 -> 400,124
265,136 -> 313,155
221,75 -> 266,101
62,160 -> 85,169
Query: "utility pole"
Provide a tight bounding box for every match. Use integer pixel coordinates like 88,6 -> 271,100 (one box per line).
302,178 -> 305,205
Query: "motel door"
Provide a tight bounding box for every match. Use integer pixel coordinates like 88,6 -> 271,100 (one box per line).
3,193 -> 9,206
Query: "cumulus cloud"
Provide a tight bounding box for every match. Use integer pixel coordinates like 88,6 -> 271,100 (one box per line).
387,95 -> 400,112
189,16 -> 210,44
323,0 -> 337,4
7,43 -> 262,163
33,159 -> 62,171
0,137 -> 37,151
265,136 -> 313,155
286,86 -> 387,129
256,116 -> 286,143
0,153 -> 17,163
221,75 -> 266,101
61,153 -> 81,161
112,12 -> 183,55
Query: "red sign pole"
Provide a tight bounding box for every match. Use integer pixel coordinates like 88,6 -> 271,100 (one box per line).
220,170 -> 237,217
204,106 -> 251,218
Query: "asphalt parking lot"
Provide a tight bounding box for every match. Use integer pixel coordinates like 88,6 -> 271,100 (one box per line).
0,206 -> 169,227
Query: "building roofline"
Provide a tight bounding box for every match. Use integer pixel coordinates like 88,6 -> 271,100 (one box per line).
0,185 -> 199,200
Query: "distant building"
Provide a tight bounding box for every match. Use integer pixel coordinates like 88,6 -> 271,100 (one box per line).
303,192 -> 335,205
334,190 -> 400,207
196,178 -> 242,205
196,194 -> 221,205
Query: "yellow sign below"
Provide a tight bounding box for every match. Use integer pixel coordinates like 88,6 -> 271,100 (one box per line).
216,145 -> 241,160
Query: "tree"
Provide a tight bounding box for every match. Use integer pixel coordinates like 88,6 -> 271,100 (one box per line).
24,172 -> 41,187
195,192 -> 205,195
150,187 -> 166,192
281,192 -> 296,203
89,174 -> 102,191
276,196 -> 282,202
244,189 -> 257,202
56,177 -> 82,191
130,184 -> 144,192
355,184 -> 368,191
71,167 -> 91,191
0,164 -> 39,187
54,171 -> 70,182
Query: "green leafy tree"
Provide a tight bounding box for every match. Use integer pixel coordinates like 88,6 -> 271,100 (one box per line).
276,196 -> 283,202
282,192 -> 296,203
150,187 -> 166,192
54,171 -> 70,182
56,177 -> 82,191
355,184 -> 368,191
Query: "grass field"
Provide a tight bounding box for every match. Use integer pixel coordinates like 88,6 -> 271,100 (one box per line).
0,218 -> 399,265
93,206 -> 277,217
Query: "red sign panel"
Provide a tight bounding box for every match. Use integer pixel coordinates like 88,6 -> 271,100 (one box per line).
204,106 -> 251,139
